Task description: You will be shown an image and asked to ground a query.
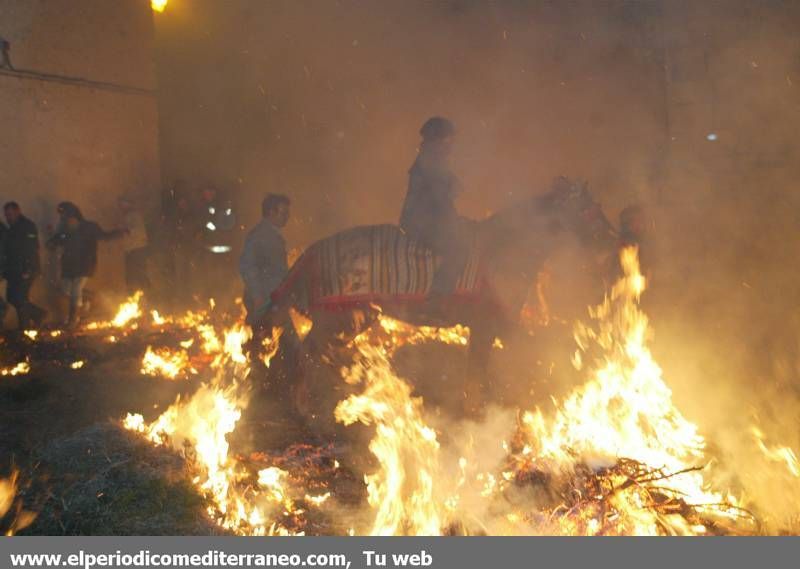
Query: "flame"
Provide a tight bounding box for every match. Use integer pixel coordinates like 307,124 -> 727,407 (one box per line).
70,360 -> 85,370
510,247 -> 743,535
261,327 -> 283,367
335,343 -> 441,535
0,470 -> 36,536
1,361 -> 30,376
357,314 -> 470,356
125,316 -> 303,535
23,330 -> 37,340
113,248 -> 792,535
289,308 -> 312,340
140,346 -> 192,380
752,426 -> 800,477
151,0 -> 168,13
112,291 -> 143,328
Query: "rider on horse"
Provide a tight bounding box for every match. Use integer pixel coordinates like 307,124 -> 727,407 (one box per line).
400,117 -> 472,301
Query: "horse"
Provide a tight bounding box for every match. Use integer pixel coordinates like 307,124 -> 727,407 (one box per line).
262,178 -> 617,423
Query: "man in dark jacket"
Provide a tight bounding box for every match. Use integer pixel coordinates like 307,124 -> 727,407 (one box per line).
400,116 -> 470,297
47,203 -> 124,327
3,202 -> 45,328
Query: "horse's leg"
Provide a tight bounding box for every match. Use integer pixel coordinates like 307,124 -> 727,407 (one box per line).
294,308 -> 378,433
465,315 -> 496,417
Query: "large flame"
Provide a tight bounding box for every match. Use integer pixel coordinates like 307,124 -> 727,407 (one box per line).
125,315 -> 300,535
335,343 -> 442,535
111,249 -> 797,535
509,247 -> 744,535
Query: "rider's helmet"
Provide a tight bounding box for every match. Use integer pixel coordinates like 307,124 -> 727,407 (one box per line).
420,117 -> 455,141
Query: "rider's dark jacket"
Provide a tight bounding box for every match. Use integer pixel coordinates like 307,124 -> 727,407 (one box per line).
399,151 -> 462,248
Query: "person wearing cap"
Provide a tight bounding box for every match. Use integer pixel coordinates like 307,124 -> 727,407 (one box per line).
118,196 -> 150,295
3,202 -> 46,328
400,116 -> 470,298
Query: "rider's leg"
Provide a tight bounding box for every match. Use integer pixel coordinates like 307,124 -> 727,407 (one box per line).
430,220 -> 470,295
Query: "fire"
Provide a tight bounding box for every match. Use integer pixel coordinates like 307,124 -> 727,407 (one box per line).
1,361 -> 30,376
361,314 -> 470,355
140,346 -> 193,380
751,426 -> 800,477
85,291 -> 145,331
335,343 -> 442,535
261,327 -> 283,367
111,291 -> 143,328
151,0 -> 168,13
113,248 -> 793,535
509,247 -> 744,535
0,470 -> 36,536
125,317 -> 303,535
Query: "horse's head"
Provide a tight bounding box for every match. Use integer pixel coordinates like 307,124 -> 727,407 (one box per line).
541,177 -> 617,253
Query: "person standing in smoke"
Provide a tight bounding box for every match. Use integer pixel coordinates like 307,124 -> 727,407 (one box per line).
47,202 -> 125,328
400,116 -> 471,303
3,202 -> 46,328
239,194 -> 290,325
117,195 -> 150,295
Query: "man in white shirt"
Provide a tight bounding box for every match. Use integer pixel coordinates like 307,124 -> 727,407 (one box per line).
239,194 -> 290,325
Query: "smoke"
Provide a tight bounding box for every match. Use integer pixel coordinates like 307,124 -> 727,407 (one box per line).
155,1 -> 800,531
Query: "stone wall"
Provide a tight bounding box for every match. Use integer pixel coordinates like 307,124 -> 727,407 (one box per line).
0,0 -> 160,315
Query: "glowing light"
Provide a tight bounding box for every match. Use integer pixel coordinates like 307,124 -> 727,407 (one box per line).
151,0 -> 168,13
141,346 -> 192,380
111,291 -> 143,328
0,470 -> 36,535
1,361 -> 30,376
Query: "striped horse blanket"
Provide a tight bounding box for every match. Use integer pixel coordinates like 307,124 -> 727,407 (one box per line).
272,225 -> 485,311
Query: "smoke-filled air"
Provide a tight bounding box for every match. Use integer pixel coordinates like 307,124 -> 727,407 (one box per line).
1,0 -> 799,536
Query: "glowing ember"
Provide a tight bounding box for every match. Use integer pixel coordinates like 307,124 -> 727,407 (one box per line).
70,360 -> 85,370
1,361 -> 30,376
23,330 -> 37,340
